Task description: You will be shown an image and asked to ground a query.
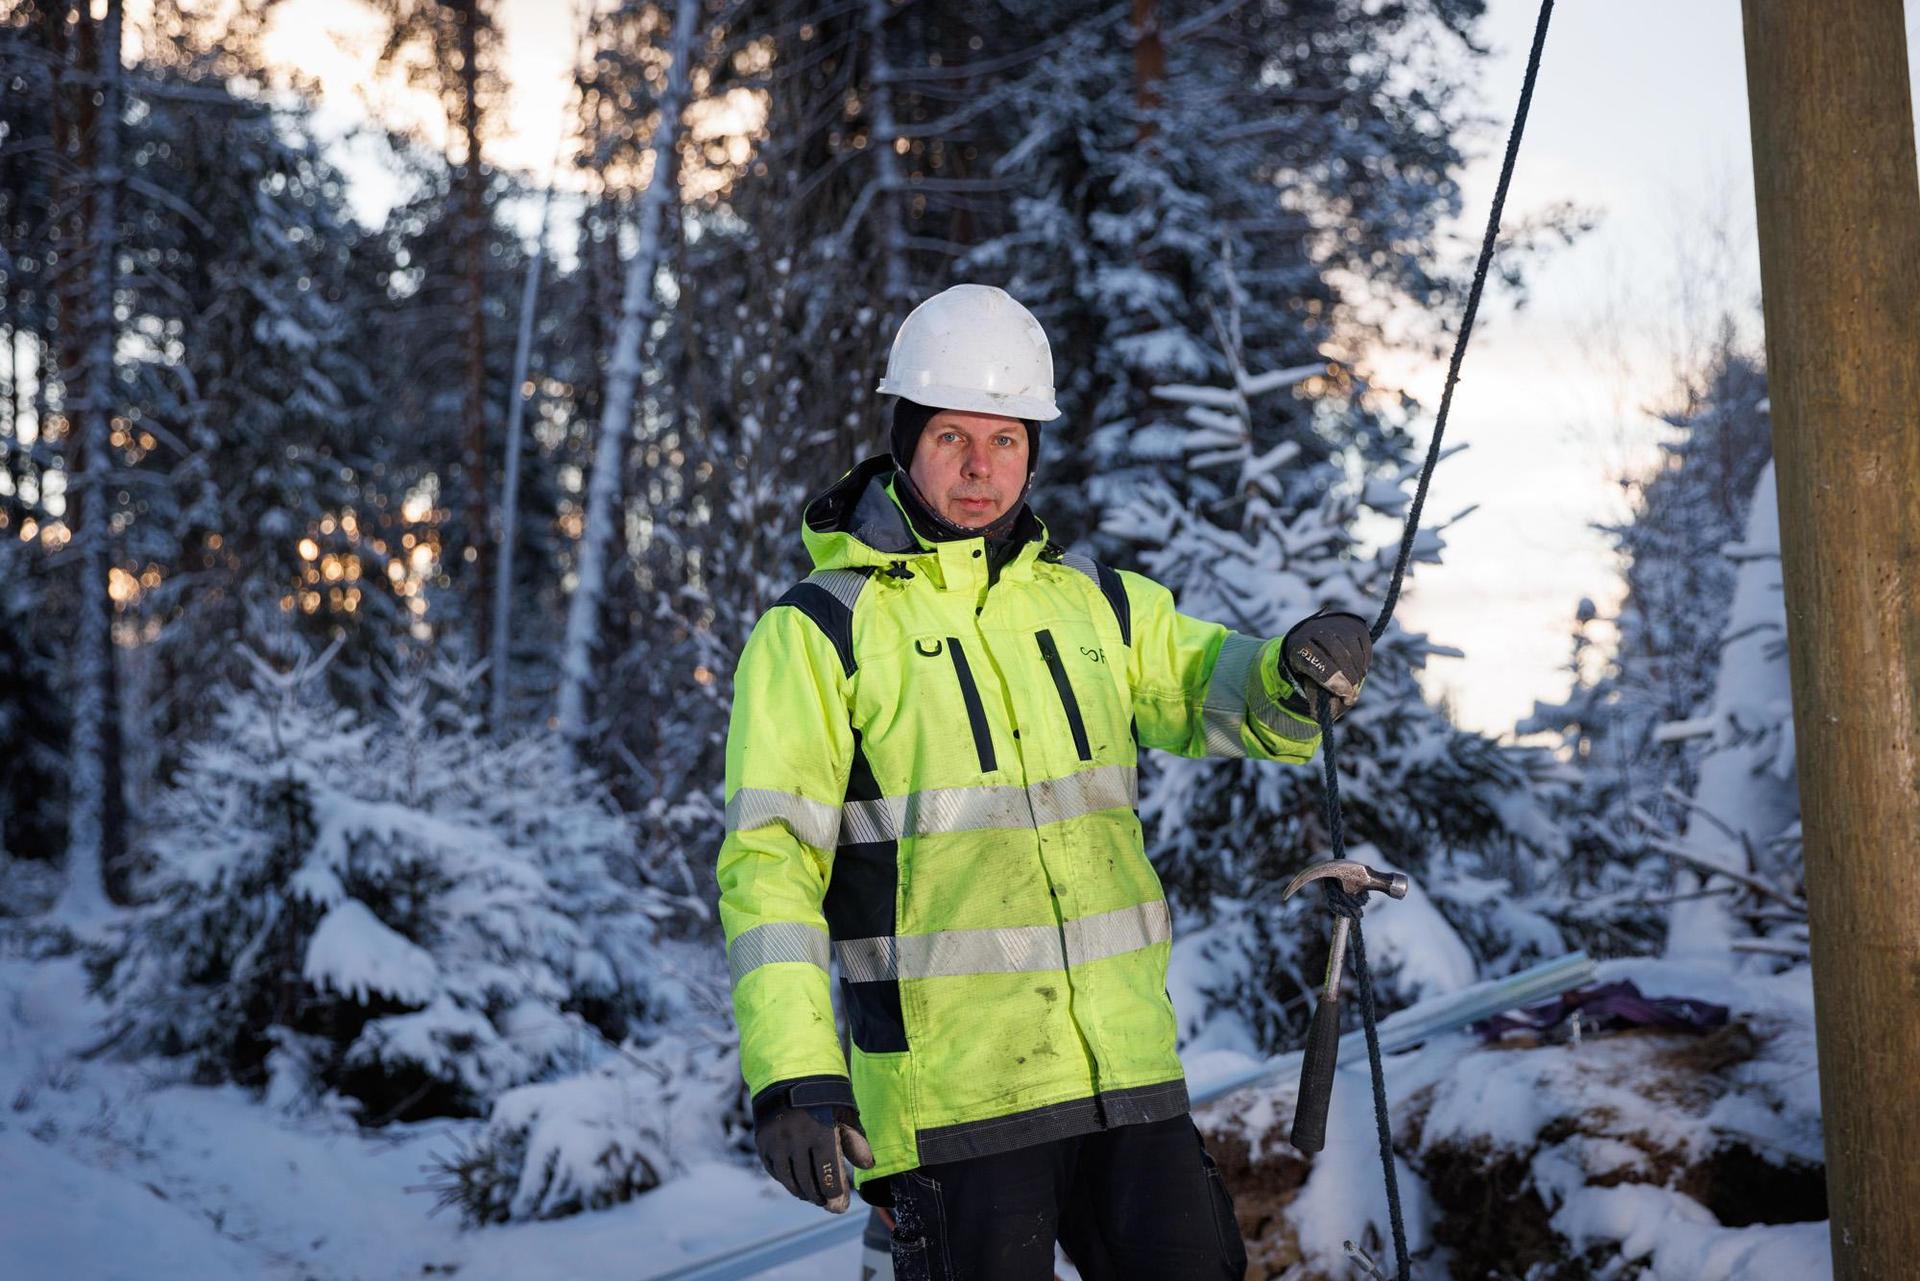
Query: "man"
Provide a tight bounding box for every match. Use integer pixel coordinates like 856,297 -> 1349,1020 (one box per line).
717,283 -> 1372,1279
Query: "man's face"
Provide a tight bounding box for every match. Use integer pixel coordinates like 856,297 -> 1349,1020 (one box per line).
907,410 -> 1029,529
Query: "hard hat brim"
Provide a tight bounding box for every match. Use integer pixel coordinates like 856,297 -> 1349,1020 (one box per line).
876,379 -> 1061,422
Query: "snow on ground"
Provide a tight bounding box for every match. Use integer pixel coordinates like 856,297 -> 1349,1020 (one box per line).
0,937 -> 859,1281
1,1130 -> 264,1281
3,932 -> 1828,1281
1195,956 -> 1829,1280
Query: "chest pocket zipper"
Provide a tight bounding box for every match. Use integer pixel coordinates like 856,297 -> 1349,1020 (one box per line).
1036,629 -> 1093,761
946,637 -> 997,773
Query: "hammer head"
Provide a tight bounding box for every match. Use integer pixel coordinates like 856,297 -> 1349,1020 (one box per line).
1282,859 -> 1410,902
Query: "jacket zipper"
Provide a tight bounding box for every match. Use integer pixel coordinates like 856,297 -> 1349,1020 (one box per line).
947,637 -> 997,773
1035,629 -> 1093,761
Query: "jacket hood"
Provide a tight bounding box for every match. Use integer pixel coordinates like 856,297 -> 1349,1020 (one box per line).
801,454 -> 1048,572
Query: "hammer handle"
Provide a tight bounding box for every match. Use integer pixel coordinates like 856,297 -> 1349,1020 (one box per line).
1290,992 -> 1342,1153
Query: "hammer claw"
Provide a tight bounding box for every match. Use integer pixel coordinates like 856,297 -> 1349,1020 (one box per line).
1281,858 -> 1410,902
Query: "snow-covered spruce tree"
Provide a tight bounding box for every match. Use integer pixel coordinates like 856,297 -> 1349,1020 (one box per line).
1126,314 -> 1569,1055
1656,459 -> 1799,962
92,622 -> 689,1126
1522,329 -> 1771,952
964,0 -> 1486,549
116,73 -> 408,755
697,0 -> 995,475
1,14 -> 441,830
418,649 -> 746,1226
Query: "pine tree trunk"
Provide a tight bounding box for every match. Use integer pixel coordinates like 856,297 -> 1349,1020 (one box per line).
553,0 -> 697,757
945,127 -> 976,251
56,0 -> 127,919
1133,0 -> 1163,140
458,0 -> 491,660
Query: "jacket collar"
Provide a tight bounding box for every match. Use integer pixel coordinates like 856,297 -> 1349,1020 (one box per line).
800,454 -> 1051,589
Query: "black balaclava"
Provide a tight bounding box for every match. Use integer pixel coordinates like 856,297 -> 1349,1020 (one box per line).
888,397 -> 1044,545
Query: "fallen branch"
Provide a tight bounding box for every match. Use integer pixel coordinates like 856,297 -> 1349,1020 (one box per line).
1630,806 -> 1802,910
1643,839 -> 1803,910
1730,938 -> 1810,959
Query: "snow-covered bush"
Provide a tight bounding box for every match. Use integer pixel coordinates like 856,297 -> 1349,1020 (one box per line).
91,629 -> 695,1124
426,1029 -> 746,1226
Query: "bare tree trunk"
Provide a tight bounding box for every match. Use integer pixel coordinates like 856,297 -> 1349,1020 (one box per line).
57,0 -> 126,920
1132,0 -> 1163,141
553,0 -> 698,759
458,0 -> 492,660
944,129 -> 976,252
489,5 -> 589,733
1,276 -> 14,531
489,179 -> 559,732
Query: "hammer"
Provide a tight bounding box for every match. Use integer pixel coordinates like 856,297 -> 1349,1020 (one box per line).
1283,859 -> 1409,1154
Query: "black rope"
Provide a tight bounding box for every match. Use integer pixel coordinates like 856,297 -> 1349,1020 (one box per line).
1370,0 -> 1558,646
1313,699 -> 1412,1275
1308,3 -> 1556,1279
1323,872 -> 1410,1273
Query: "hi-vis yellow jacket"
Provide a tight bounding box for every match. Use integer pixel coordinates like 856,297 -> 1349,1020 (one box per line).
717,456 -> 1323,1185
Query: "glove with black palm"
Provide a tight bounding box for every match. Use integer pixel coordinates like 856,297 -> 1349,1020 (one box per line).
1275,609 -> 1373,721
751,1076 -> 875,1214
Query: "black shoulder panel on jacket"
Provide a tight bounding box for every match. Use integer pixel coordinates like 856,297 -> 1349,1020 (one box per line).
772,567 -> 874,677
1094,561 -> 1133,648
1051,547 -> 1133,648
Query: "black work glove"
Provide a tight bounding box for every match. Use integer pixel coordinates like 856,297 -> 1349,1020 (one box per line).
1281,609 -> 1373,721
751,1076 -> 875,1213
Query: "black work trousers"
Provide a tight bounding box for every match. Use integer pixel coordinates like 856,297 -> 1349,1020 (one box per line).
885,1113 -> 1248,1281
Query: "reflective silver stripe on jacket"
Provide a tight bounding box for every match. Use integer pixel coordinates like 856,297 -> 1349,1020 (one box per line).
838,764 -> 1137,845
1201,631 -> 1264,756
726,787 -> 841,852
1057,550 -> 1101,587
1248,672 -> 1321,744
728,920 -> 832,986
806,567 -> 870,610
834,899 -> 1171,983
1200,630 -> 1319,753
1063,896 -> 1172,965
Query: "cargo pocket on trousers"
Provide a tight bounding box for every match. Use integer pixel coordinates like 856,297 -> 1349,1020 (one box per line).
888,1170 -> 949,1281
1198,1139 -> 1250,1279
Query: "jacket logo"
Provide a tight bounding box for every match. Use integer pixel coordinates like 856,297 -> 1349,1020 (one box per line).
915,638 -> 944,657
1080,646 -> 1105,664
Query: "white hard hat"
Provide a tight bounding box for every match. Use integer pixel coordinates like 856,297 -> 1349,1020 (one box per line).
876,284 -> 1062,421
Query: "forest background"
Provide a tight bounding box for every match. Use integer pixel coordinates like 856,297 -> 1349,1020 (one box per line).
0,0 -> 1892,1276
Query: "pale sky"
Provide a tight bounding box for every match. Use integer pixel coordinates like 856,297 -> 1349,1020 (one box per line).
1389,0 -> 1918,735
260,0 -> 1920,737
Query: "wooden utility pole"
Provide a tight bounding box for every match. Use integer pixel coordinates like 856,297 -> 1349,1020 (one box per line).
1739,3 -> 1920,1277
